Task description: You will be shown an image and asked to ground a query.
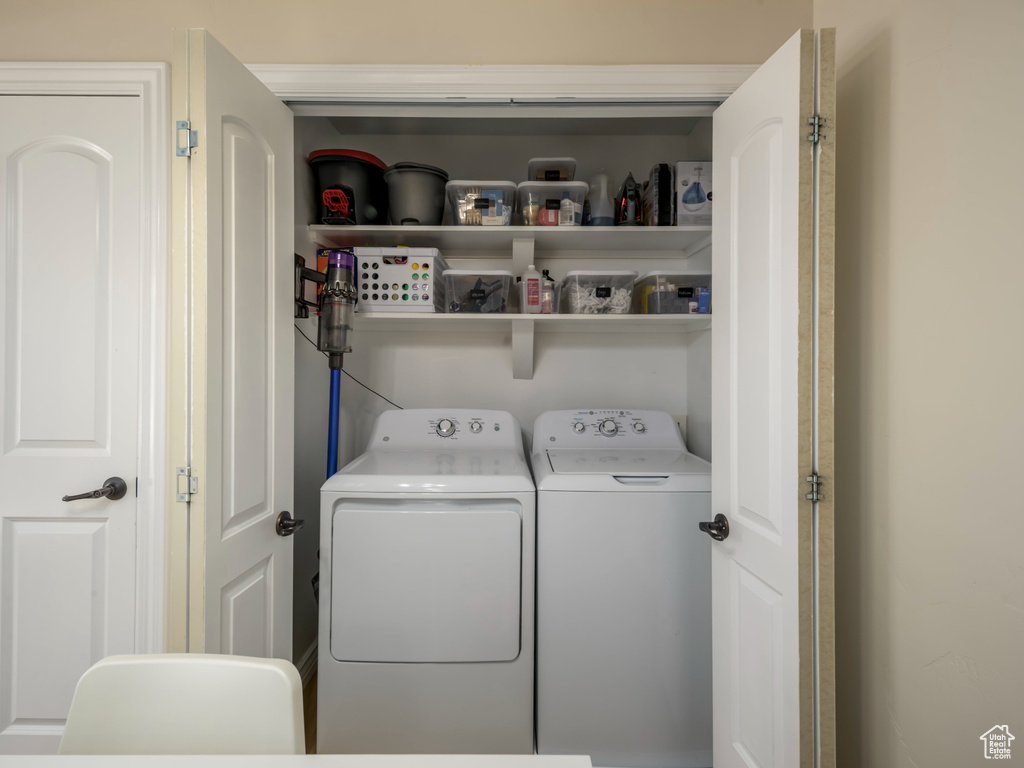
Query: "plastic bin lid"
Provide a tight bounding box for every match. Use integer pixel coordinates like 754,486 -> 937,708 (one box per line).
384,162 -> 449,180
308,149 -> 386,169
442,269 -> 514,277
445,180 -> 516,190
562,269 -> 639,279
635,270 -> 712,283
516,180 -> 589,192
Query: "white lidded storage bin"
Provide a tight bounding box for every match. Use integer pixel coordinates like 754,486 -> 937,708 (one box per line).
560,270 -> 638,314
354,247 -> 448,313
443,269 -> 514,313
526,157 -> 577,182
518,181 -> 588,226
445,181 -> 516,226
633,271 -> 712,314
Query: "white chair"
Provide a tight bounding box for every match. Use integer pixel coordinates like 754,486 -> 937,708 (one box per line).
59,653 -> 305,755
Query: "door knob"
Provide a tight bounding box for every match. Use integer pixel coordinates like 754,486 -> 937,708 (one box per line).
698,513 -> 730,541
62,477 -> 128,502
276,511 -> 304,537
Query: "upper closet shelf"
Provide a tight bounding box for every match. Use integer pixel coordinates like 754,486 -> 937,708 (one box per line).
308,225 -> 712,257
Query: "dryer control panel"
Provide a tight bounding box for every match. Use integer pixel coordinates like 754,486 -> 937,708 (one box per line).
532,409 -> 685,453
367,408 -> 524,451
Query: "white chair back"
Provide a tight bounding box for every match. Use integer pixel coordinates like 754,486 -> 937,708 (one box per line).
59,653 -> 305,754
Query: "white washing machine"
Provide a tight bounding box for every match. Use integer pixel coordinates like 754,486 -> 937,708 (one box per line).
533,409 -> 713,768
318,409 -> 535,755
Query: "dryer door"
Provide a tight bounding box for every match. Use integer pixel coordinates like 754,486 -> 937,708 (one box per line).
331,498 -> 522,663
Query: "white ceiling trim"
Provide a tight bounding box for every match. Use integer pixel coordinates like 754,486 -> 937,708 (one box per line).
247,64 -> 757,103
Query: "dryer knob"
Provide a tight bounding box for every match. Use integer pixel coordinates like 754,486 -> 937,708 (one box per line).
599,419 -> 618,436
436,419 -> 456,437
572,422 -> 586,433
632,421 -> 646,434
470,421 -> 483,433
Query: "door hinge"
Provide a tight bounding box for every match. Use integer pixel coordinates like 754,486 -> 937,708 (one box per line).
805,472 -> 823,502
175,120 -> 197,157
807,115 -> 826,144
175,466 -> 198,502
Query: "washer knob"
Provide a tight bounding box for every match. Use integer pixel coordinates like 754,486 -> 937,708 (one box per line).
572,422 -> 586,434
436,419 -> 455,437
599,419 -> 618,436
470,421 -> 483,433
632,421 -> 646,434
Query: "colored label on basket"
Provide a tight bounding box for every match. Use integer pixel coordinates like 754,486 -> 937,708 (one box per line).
596,286 -> 611,298
469,288 -> 487,300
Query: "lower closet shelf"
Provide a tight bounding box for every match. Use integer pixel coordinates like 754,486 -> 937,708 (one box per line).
352,313 -> 712,334
350,313 -> 712,380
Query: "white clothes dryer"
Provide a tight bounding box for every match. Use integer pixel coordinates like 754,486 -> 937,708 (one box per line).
318,409 -> 535,755
532,409 -> 713,768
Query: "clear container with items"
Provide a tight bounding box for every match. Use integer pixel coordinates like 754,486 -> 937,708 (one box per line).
443,269 -> 513,313
526,157 -> 576,182
633,271 -> 712,314
445,181 -> 516,226
518,181 -> 588,226
560,270 -> 637,314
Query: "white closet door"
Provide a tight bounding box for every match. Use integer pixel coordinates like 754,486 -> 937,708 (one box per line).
173,29 -> 295,659
711,28 -> 835,768
0,95 -> 141,753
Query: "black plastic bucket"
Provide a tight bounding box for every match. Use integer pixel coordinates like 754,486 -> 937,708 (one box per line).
309,149 -> 389,225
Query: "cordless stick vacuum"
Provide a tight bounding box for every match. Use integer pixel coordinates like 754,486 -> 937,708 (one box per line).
317,249 -> 357,479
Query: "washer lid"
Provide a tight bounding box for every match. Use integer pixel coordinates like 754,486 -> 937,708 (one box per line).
540,449 -> 710,492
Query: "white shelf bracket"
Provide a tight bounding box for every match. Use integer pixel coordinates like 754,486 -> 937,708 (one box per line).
511,318 -> 535,380
512,237 -> 535,276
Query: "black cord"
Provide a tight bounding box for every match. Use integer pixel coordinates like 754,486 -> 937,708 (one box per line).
294,323 -> 404,409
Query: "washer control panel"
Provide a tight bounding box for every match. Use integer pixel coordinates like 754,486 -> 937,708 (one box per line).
532,409 -> 685,452
367,409 -> 520,450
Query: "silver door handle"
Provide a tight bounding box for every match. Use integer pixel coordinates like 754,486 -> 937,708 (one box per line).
62,477 -> 128,502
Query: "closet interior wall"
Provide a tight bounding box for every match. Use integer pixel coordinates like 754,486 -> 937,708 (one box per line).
291,110 -> 714,660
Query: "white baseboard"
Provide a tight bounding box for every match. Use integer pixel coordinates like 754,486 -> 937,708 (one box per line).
296,640 -> 318,687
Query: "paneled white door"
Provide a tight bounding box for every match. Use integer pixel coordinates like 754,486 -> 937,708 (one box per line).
711,28 -> 835,768
173,29 -> 295,658
0,95 -> 141,753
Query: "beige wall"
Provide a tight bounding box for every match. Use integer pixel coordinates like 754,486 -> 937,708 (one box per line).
813,0 -> 1024,765
1,0 -> 810,65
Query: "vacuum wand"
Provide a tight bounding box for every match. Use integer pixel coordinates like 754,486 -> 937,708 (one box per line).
318,249 -> 356,477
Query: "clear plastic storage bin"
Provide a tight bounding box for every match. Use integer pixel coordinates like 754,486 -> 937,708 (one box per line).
633,271 -> 712,314
445,181 -> 516,225
443,269 -> 513,313
518,181 -> 589,226
560,270 -> 637,314
526,157 -> 576,182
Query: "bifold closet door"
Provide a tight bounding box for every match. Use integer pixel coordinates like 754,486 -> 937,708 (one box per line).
711,28 -> 836,768
171,28 -> 295,659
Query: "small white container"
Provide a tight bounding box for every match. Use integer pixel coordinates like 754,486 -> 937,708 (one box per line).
526,157 -> 577,182
445,181 -> 516,226
518,181 -> 589,226
442,269 -> 514,313
560,270 -> 638,314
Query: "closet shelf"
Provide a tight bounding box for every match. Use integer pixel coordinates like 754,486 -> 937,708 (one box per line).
351,313 -> 710,380
353,312 -> 711,333
309,225 -> 712,257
